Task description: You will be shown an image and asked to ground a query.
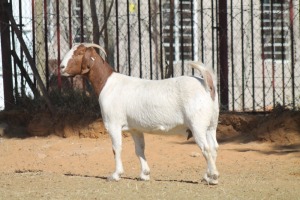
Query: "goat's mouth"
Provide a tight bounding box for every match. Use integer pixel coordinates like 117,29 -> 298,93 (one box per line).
60,67 -> 72,77
67,74 -> 76,78
60,70 -> 75,77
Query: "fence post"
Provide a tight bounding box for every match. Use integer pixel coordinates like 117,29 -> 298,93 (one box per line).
166,0 -> 174,78
0,0 -> 14,110
289,0 -> 295,109
218,0 -> 229,110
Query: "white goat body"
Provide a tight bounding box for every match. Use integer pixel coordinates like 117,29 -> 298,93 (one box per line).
60,44 -> 219,184
101,71 -> 215,134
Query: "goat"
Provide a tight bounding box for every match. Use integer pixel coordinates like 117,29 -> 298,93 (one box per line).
60,43 -> 220,184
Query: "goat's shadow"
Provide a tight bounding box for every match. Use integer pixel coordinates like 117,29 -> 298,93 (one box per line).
174,137 -> 300,157
64,173 -> 107,180
231,144 -> 300,156
64,173 -> 200,184
154,179 -> 199,184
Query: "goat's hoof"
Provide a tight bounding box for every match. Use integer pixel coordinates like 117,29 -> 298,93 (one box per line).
107,174 -> 121,182
202,174 -> 219,185
107,177 -> 119,182
211,174 -> 219,180
138,174 -> 150,181
143,169 -> 150,176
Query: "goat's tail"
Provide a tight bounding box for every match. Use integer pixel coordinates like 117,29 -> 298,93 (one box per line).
189,62 -> 216,101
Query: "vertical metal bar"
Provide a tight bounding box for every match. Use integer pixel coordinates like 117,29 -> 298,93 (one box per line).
115,0 -> 120,72
191,0 -> 194,61
12,1 -> 18,99
126,0 -> 131,76
280,1 -> 285,107
260,2 -> 266,112
251,0 -> 255,111
153,2 -> 158,79
148,0 -> 153,79
241,0 -> 245,111
56,0 -> 61,89
230,0 -> 235,111
138,0 -> 142,78
180,0 -> 184,75
68,0 -> 73,86
44,0 -> 49,90
191,0 -> 194,75
200,0 -> 204,62
18,0 -> 25,95
169,0 -> 174,77
80,0 -> 84,42
31,0 -> 35,77
44,0 -> 50,90
1,0 -> 14,109
271,0 -> 275,108
104,0 -> 108,50
174,0 -> 179,63
219,0 -> 228,110
289,0 -> 295,109
159,0 -> 163,79
68,0 -> 72,48
79,0 -> 85,90
215,0 -> 219,72
211,0 -> 214,69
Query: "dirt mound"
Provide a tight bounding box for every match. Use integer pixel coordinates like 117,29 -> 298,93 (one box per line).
27,113 -> 108,138
27,113 -> 54,136
218,113 -> 259,141
0,110 -> 31,138
251,109 -> 300,144
218,109 -> 300,145
0,110 -> 107,138
1,109 -> 300,144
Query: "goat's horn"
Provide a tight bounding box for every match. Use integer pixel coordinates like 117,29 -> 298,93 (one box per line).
81,43 -> 107,57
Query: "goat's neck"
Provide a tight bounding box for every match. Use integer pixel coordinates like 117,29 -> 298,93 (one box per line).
87,59 -> 114,97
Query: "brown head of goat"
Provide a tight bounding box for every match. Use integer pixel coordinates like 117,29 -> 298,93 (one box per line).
60,44 -> 114,96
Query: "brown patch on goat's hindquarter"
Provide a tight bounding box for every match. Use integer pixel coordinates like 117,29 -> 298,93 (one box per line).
206,71 -> 215,101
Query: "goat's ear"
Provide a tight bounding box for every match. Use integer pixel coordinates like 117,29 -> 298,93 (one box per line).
81,59 -> 90,74
81,47 -> 94,74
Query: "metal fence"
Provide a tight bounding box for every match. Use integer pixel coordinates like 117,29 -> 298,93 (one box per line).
0,0 -> 299,112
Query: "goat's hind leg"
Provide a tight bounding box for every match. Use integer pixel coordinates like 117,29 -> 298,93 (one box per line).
207,128 -> 219,164
203,127 -> 219,184
131,131 -> 150,181
191,124 -> 219,185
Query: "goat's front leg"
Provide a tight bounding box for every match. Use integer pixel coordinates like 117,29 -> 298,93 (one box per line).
107,127 -> 124,181
130,131 -> 150,181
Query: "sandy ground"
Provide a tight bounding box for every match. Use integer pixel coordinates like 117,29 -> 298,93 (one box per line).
0,133 -> 299,200
0,109 -> 300,199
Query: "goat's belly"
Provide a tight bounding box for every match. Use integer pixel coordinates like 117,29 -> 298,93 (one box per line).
126,122 -> 188,135
149,125 -> 189,135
